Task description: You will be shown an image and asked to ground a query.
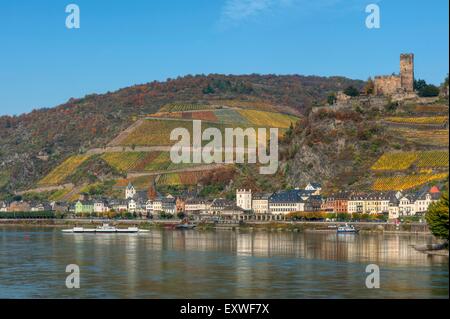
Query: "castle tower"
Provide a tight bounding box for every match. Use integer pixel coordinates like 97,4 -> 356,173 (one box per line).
236,189 -> 252,211
400,53 -> 414,93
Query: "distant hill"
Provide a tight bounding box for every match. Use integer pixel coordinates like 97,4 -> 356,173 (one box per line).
0,74 -> 364,196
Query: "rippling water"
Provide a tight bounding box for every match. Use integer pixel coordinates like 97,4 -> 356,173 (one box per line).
0,226 -> 448,299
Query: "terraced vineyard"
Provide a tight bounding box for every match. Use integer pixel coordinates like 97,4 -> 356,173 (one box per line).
152,111 -> 219,122
371,152 -> 418,171
385,116 -> 448,125
371,151 -> 449,171
48,187 -> 73,201
238,109 -> 298,128
159,103 -> 213,112
391,128 -> 449,146
157,171 -> 211,186
372,173 -> 448,191
38,155 -> 91,186
142,152 -> 171,171
115,175 -> 155,190
157,173 -> 181,186
213,109 -> 250,125
150,109 -> 298,127
101,152 -> 147,171
119,119 -> 229,146
416,151 -> 449,168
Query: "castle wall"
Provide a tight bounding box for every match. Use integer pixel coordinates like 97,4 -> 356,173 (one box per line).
374,75 -> 401,95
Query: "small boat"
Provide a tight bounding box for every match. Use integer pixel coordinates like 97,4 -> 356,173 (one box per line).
62,223 -> 149,234
337,224 -> 359,234
175,223 -> 196,230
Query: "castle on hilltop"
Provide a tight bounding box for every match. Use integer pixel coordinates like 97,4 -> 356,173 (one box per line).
374,53 -> 415,96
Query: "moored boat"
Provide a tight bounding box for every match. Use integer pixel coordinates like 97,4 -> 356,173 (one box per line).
62,223 -> 149,233
337,224 -> 359,234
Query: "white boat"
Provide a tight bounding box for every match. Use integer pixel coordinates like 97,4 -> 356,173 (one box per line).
62,224 -> 149,234
337,224 -> 359,234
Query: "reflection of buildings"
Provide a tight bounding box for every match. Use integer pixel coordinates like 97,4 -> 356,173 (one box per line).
52,228 -> 446,298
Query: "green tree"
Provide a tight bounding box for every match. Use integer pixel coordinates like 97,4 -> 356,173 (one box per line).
414,79 -> 440,97
414,79 -> 427,92
425,192 -> 449,240
327,93 -> 337,105
343,86 -> 360,97
202,85 -> 215,94
419,85 -> 440,97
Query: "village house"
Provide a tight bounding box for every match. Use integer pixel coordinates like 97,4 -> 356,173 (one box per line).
220,204 -> 245,221
268,189 -> 312,216
209,198 -> 234,216
145,200 -> 153,215
152,195 -> 176,215
74,200 -> 94,215
347,194 -> 367,214
251,193 -> 271,215
30,202 -> 52,212
0,201 -> 8,212
324,192 -> 350,213
304,195 -> 324,212
93,200 -> 109,214
184,198 -> 209,215
364,193 -> 391,214
110,199 -> 128,212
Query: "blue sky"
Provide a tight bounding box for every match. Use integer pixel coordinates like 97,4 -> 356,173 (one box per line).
0,0 -> 448,115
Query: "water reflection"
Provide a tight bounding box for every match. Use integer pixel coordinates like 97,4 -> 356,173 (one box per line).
0,227 -> 447,299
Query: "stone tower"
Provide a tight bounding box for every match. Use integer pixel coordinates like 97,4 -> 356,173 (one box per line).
400,53 -> 414,93
236,189 -> 252,211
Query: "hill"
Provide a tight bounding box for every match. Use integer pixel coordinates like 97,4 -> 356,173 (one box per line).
0,74 -> 363,197
280,100 -> 449,194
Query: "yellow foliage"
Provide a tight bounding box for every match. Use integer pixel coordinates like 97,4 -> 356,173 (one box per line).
372,173 -> 448,191
386,116 -> 448,125
39,155 -> 90,186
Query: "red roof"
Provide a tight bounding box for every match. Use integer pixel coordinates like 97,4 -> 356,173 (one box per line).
430,186 -> 440,193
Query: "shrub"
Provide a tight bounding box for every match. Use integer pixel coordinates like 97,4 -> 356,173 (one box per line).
343,86 -> 360,97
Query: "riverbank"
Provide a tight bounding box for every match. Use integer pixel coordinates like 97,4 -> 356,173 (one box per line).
0,218 -> 431,234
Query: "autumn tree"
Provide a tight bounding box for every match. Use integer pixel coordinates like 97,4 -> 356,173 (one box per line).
425,192 -> 449,241
363,78 -> 375,95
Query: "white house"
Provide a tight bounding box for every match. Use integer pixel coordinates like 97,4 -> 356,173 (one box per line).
93,201 -> 109,213
252,193 -> 271,214
0,201 -> 8,212
152,196 -> 176,215
185,199 -> 209,214
127,199 -> 137,213
268,190 -> 311,215
145,200 -> 153,214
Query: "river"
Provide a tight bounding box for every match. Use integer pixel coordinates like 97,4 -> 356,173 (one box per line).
0,226 -> 447,299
